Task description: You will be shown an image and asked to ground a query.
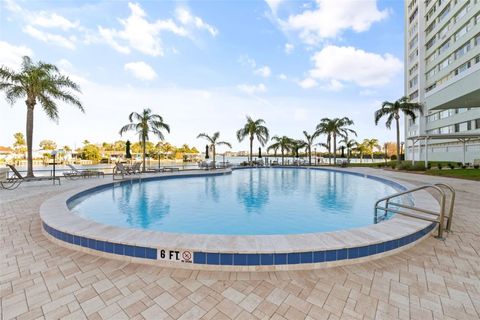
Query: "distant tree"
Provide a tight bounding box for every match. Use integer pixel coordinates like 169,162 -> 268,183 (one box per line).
63,145 -> 72,152
363,138 -> 380,161
339,137 -> 357,162
300,130 -> 319,165
83,139 -> 90,145
374,96 -> 423,163
119,108 -> 170,172
353,142 -> 369,163
39,139 -> 57,150
0,56 -> 83,177
81,144 -> 101,162
267,136 -> 294,165
13,132 -> 26,154
236,116 -> 269,165
197,132 -> 232,168
316,117 -> 356,165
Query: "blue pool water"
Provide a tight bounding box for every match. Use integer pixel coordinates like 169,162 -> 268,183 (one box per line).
69,168 -> 401,235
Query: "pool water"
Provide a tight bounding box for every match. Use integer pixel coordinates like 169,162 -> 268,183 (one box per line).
69,168 -> 401,235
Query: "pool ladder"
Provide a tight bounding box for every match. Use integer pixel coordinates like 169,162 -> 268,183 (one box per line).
374,183 -> 455,239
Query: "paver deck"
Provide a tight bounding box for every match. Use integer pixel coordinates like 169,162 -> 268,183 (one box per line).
1,168 -> 480,320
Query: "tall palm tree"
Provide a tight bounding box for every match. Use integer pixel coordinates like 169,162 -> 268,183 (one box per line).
316,117 -> 356,165
119,108 -> 170,172
236,116 -> 269,165
267,136 -> 294,165
0,56 -> 83,177
363,138 -> 380,161
300,131 -> 318,165
197,132 -> 232,168
374,96 -> 423,163
339,137 -> 357,162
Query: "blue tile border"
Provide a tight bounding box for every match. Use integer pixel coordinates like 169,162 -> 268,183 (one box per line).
42,222 -> 157,260
43,221 -> 435,267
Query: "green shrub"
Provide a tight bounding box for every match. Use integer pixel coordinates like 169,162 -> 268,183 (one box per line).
437,163 -> 443,170
412,162 -> 426,171
448,163 -> 454,169
390,162 -> 397,169
390,155 -> 397,161
474,164 -> 479,169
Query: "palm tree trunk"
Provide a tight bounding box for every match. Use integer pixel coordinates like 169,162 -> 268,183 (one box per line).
142,137 -> 146,172
249,135 -> 253,165
308,146 -> 311,165
212,145 -> 216,169
395,116 -> 400,164
333,134 -> 337,165
281,148 -> 284,165
26,103 -> 35,178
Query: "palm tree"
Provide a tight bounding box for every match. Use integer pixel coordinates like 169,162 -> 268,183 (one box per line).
0,56 -> 83,177
197,132 -> 232,168
236,116 -> 269,165
374,96 -> 423,163
300,130 -> 319,165
316,117 -> 356,165
339,137 -> 357,162
119,108 -> 170,172
354,142 -> 369,163
267,136 -> 293,165
363,138 -> 380,161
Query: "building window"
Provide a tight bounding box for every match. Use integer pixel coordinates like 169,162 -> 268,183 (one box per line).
409,75 -> 418,88
409,90 -> 419,100
476,118 -> 480,129
454,23 -> 471,41
438,57 -> 450,70
455,42 -> 471,59
426,36 -> 436,50
438,40 -> 450,55
409,63 -> 418,75
438,4 -> 451,24
455,1 -> 471,22
455,61 -> 471,75
410,7 -> 418,23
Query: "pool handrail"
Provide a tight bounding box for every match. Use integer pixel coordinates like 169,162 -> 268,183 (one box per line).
374,184 -> 455,239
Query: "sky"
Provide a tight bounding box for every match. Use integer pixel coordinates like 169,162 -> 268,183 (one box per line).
0,0 -> 405,152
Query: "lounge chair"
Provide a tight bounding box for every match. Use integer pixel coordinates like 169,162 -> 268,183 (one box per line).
113,163 -> 130,180
64,164 -> 104,179
0,164 -> 60,189
130,162 -> 142,174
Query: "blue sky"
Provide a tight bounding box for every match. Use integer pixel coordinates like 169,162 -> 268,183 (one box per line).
0,0 -> 405,152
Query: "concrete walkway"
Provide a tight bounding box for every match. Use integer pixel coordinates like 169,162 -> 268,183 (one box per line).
1,168 -> 479,320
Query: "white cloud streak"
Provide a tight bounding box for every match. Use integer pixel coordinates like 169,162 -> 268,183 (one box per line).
124,61 -> 158,81
0,41 -> 33,69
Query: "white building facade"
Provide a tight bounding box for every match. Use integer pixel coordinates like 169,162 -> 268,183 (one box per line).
405,0 -> 480,163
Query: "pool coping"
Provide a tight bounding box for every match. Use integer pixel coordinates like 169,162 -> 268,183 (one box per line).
40,167 -> 439,271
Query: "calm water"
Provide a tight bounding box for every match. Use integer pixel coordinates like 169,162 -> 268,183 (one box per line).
69,168 -> 399,235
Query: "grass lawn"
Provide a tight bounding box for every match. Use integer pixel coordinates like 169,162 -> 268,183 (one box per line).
425,169 -> 480,181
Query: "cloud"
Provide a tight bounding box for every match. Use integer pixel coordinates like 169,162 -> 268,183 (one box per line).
298,78 -> 318,89
175,7 -> 218,37
124,61 -> 158,80
306,45 -> 402,88
265,0 -> 285,14
238,54 -> 256,68
237,83 -> 267,94
278,73 -> 288,80
282,0 -> 389,45
284,43 -> 294,54
31,13 -> 79,30
4,0 -> 82,48
0,41 -> 33,69
23,25 -> 76,49
254,66 -> 271,77
98,3 -> 216,57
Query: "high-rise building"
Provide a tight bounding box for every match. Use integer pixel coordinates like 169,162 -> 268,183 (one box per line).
405,0 -> 480,163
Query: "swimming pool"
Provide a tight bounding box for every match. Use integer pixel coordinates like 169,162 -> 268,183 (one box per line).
68,168 -> 403,235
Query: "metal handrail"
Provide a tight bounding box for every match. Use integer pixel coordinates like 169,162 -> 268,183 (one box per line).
374,184 -> 452,239
434,183 -> 455,232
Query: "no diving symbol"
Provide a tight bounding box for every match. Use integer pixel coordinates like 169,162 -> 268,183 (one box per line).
182,251 -> 192,262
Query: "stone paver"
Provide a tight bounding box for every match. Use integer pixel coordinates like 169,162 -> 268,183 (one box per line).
1,168 -> 480,319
